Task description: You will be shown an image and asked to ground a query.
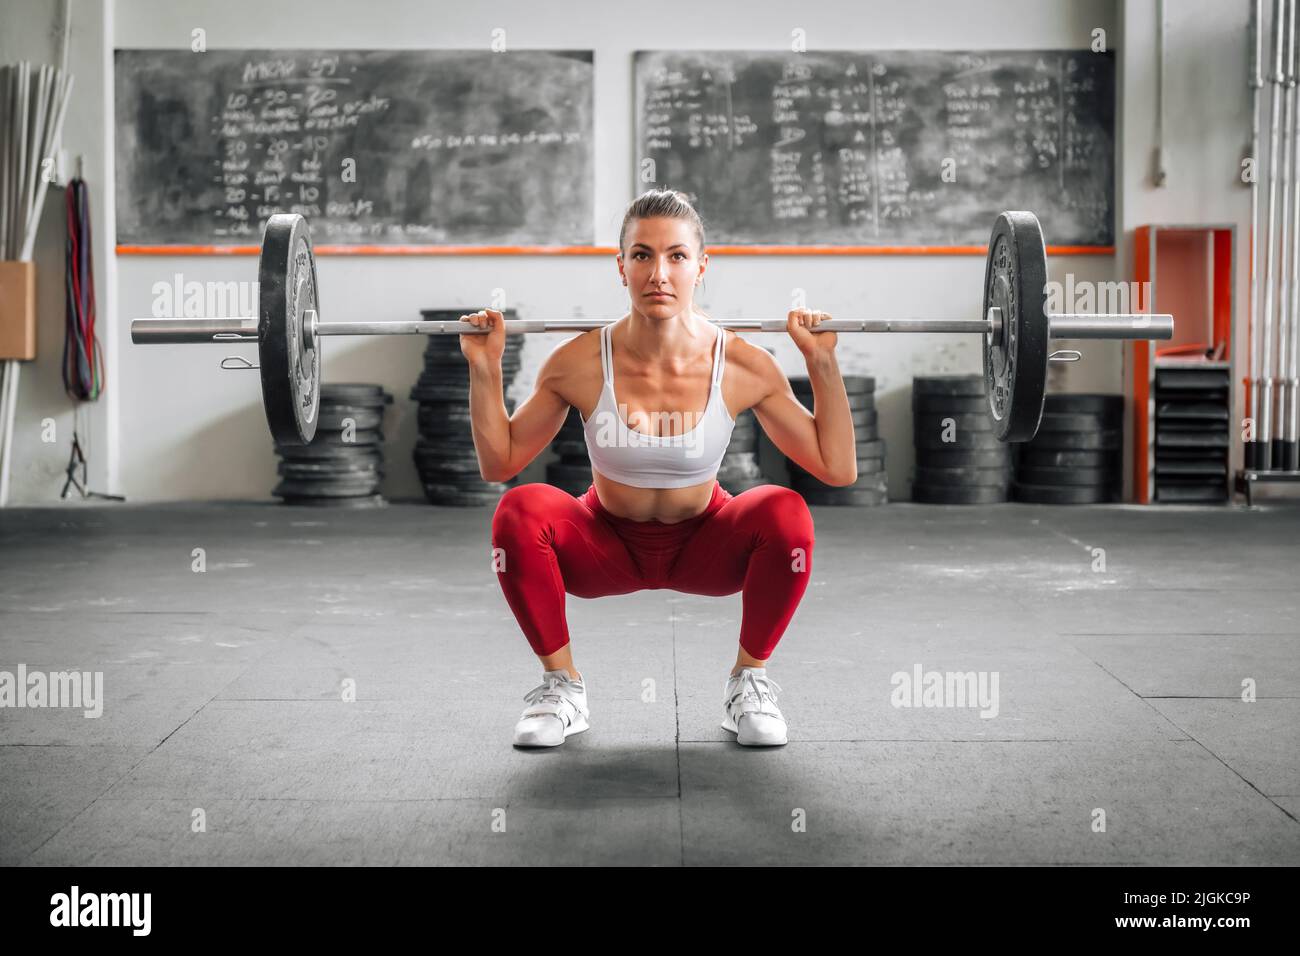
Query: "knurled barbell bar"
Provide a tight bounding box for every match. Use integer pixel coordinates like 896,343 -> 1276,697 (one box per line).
131,211 -> 1173,446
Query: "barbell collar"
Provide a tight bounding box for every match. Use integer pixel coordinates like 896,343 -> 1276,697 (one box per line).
1047,313 -> 1174,339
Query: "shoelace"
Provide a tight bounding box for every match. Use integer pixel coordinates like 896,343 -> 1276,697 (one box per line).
728,671 -> 783,717
522,674 -> 582,713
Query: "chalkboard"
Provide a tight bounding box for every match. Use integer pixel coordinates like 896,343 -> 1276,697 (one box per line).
634,50 -> 1114,248
115,49 -> 594,248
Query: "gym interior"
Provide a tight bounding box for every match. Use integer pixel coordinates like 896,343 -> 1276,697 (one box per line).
0,0 -> 1297,874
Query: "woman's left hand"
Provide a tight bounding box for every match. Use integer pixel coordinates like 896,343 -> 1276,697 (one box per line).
787,308 -> 837,358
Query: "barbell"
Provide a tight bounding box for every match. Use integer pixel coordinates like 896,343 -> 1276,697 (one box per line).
131,211 -> 1173,446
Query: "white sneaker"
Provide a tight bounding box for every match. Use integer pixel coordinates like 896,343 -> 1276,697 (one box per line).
721,667 -> 787,746
513,668 -> 589,747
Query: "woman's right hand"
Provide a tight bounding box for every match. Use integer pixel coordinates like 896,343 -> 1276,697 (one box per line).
459,308 -> 506,368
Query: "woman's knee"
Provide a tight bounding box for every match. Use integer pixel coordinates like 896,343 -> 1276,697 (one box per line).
747,484 -> 815,548
491,482 -> 568,542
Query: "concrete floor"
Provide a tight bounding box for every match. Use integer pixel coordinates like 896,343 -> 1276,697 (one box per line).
1,496 -> 1298,866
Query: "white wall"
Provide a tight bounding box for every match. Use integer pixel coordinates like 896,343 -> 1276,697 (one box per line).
1119,0 -> 1262,497
19,0 -> 1264,503
1,0 -> 116,504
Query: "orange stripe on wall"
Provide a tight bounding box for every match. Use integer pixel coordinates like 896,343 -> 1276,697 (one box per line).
116,243 -> 1116,257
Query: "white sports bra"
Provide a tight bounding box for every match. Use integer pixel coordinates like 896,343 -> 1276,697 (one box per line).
581,322 -> 736,489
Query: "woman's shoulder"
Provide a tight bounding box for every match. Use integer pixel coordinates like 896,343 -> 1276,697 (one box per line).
538,325 -> 604,377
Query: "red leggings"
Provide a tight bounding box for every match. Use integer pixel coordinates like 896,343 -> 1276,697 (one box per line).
490,481 -> 815,660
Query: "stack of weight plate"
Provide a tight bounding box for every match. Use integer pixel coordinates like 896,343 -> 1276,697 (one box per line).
546,407 -> 594,495
1012,393 -> 1123,504
411,309 -> 521,506
786,374 -> 886,505
272,383 -> 392,507
717,408 -> 764,493
911,375 -> 1012,503
1153,366 -> 1230,502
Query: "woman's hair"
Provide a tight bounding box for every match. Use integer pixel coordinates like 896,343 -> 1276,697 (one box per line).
618,188 -> 706,256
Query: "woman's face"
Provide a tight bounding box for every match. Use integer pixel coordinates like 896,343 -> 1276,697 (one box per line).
618,217 -> 706,318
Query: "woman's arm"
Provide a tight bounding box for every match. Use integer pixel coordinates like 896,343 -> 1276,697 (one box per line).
461,309 -> 574,483
747,309 -> 859,487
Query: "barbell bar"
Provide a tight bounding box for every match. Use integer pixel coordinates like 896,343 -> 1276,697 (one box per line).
130,211 -> 1174,447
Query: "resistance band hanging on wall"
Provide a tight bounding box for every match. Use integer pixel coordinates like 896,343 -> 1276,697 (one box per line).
63,176 -> 102,401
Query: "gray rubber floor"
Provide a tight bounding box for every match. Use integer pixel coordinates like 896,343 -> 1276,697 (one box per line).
2,497 -> 1297,866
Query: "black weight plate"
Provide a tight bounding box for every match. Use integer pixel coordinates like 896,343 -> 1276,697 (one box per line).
913,374 -> 985,397
278,460 -> 382,476
1011,481 -> 1121,504
1044,393 -> 1123,415
790,455 -> 885,477
725,436 -> 758,454
1024,428 -> 1121,451
791,472 -> 888,493
1154,460 -> 1226,476
983,211 -> 1049,442
319,384 -> 392,406
275,445 -> 383,464
912,483 -> 1009,504
1156,431 -> 1230,448
547,462 -> 594,482
258,214 -> 321,445
421,486 -> 507,506
1037,412 -> 1122,432
1156,402 -> 1229,420
914,464 -> 1013,486
791,396 -> 877,418
410,389 -> 472,405
915,430 -> 1004,451
417,401 -> 478,417
317,408 -> 384,431
790,374 -> 875,394
1159,421 -> 1229,434
913,394 -> 989,415
415,407 -> 476,425
273,478 -> 382,498
913,411 -> 998,435
551,438 -> 590,458
909,447 -> 1008,468
796,487 -> 888,506
720,450 -> 760,466
1155,369 -> 1229,389
1017,465 -> 1117,486
297,428 -> 384,447
1017,449 -> 1118,469
279,493 -> 388,508
412,456 -> 481,474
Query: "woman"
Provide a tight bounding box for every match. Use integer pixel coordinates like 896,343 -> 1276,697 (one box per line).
460,189 -> 858,748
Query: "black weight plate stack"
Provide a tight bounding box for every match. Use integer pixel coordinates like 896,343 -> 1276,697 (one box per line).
1012,393 -> 1123,504
272,382 -> 392,506
786,375 -> 886,505
717,408 -> 765,493
1153,365 -> 1230,502
413,309 -> 523,505
546,405 -> 593,495
911,375 -> 1011,503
